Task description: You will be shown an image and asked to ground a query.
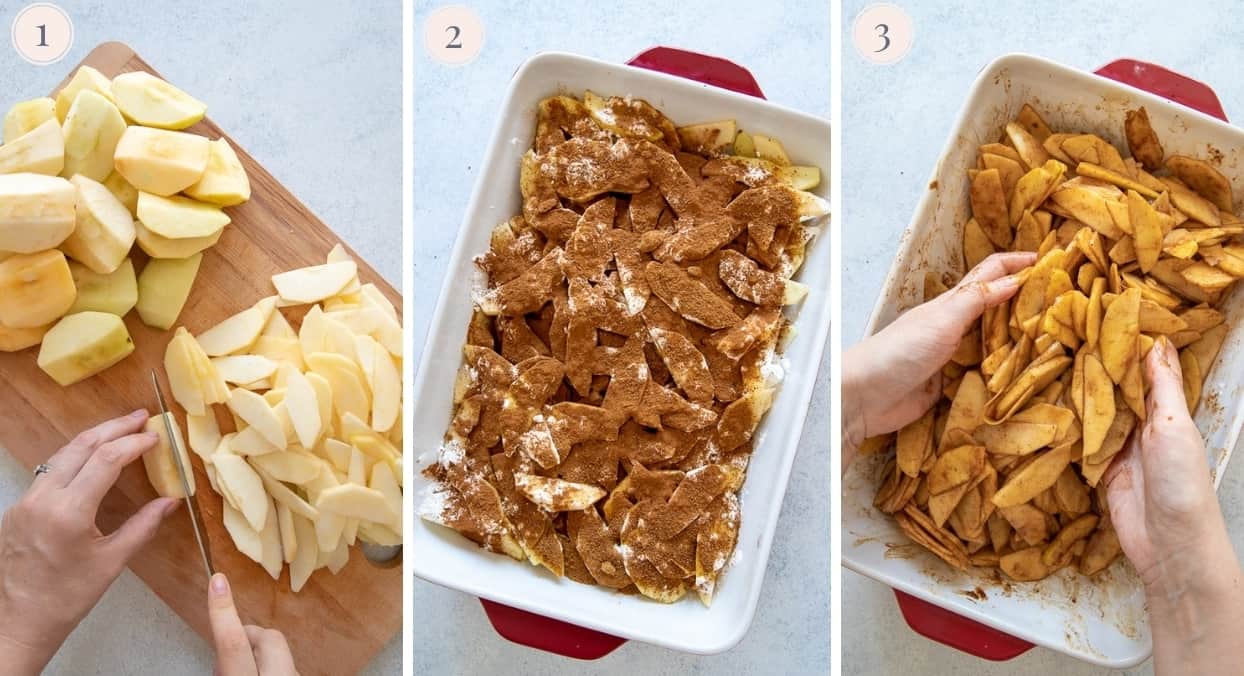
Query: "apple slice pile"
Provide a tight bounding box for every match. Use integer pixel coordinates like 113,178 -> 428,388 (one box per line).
152,244 -> 403,591
0,65 -> 250,386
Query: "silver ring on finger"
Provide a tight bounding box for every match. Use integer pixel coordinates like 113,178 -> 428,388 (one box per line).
33,463 -> 52,477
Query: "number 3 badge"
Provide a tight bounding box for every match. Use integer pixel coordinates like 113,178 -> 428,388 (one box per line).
852,4 -> 913,65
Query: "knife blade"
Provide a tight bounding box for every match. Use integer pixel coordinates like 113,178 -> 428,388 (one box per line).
151,370 -> 215,578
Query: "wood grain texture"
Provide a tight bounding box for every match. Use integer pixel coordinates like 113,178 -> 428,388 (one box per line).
0,43 -> 402,676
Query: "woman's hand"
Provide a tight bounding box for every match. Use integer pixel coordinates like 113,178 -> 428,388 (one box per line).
208,572 -> 298,675
842,252 -> 1036,466
0,409 -> 179,675
1104,338 -> 1244,675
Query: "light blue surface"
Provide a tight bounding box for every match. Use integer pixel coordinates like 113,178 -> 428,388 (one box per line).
841,1 -> 1244,674
412,0 -> 830,673
0,2 -> 401,674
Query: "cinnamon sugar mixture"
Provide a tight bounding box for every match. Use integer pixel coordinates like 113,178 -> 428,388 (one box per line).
421,91 -> 827,605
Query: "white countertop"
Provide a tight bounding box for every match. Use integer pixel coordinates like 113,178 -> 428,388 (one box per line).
0,2 -> 401,674
411,0 -> 831,673
842,1 -> 1244,674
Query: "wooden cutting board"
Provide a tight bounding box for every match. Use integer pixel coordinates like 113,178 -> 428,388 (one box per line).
0,43 -> 402,675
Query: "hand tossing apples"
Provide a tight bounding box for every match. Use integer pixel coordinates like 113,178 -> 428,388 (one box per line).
0,65 -> 249,385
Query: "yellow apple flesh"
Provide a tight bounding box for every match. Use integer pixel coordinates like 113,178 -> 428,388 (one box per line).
135,253 -> 202,330
61,89 -> 127,181
185,138 -> 250,206
36,311 -> 134,386
0,323 -> 49,352
0,118 -> 64,176
67,258 -> 137,316
62,175 -> 135,274
110,72 -> 206,130
113,126 -> 209,196
101,171 -> 138,215
0,250 -> 76,328
134,221 -> 221,259
0,173 -> 75,253
136,191 -> 229,239
3,97 -> 56,144
142,412 -> 196,498
55,66 -> 113,122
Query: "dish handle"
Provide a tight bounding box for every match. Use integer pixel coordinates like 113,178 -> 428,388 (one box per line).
1094,59 -> 1228,122
479,46 -> 764,659
895,58 -> 1228,662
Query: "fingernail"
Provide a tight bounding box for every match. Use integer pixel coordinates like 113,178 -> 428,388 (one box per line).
210,573 -> 229,596
162,499 -> 181,516
131,408 -> 148,418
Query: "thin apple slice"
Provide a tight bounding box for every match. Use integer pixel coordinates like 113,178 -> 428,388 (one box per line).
186,412 -> 221,463
222,499 -> 263,563
276,503 -> 297,563
164,328 -> 205,415
357,522 -> 401,547
253,463 -> 319,520
283,365 -> 323,449
306,352 -> 370,422
212,453 -> 268,532
363,338 -> 400,433
262,308 -> 297,339
196,304 -> 267,356
369,461 -> 403,531
229,425 -> 281,455
318,438 -> 353,473
227,388 -> 286,448
315,484 -> 395,524
250,450 -> 322,484
288,512 -> 318,593
271,262 -> 357,304
298,305 -> 327,357
258,499 -> 283,580
212,354 -> 278,385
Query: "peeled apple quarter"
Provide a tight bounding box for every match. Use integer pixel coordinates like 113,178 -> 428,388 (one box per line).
113,126 -> 209,196
0,173 -> 75,253
142,412 -> 195,498
61,89 -> 127,182
0,250 -> 76,329
110,72 -> 206,130
3,97 -> 56,144
0,118 -> 64,176
36,311 -> 134,386
61,175 -> 136,274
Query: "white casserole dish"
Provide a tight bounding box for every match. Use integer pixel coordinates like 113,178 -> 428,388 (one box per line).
844,52 -> 1244,668
410,51 -> 832,654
